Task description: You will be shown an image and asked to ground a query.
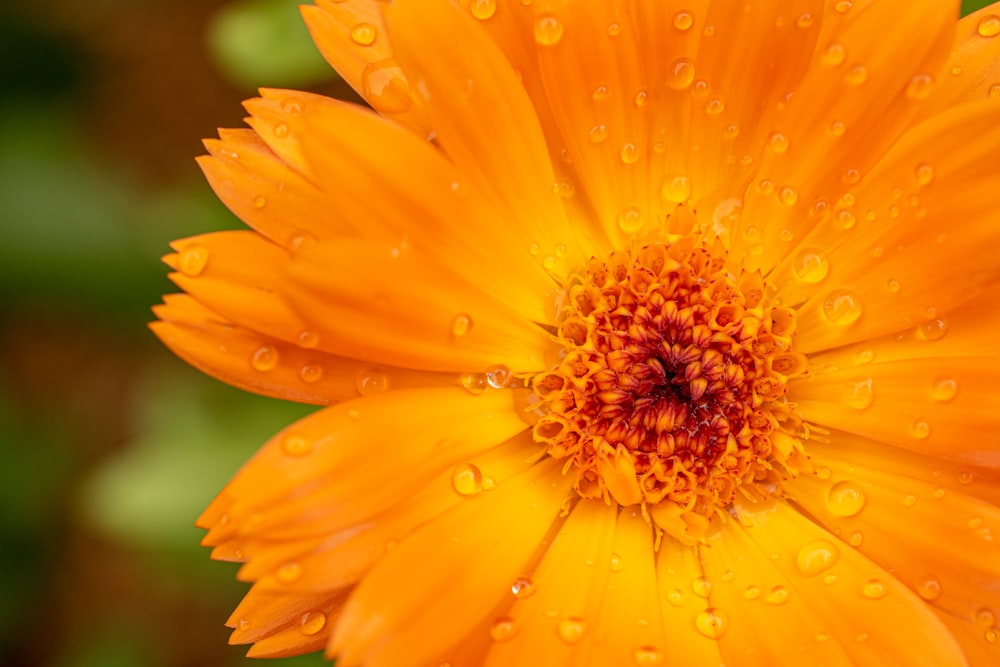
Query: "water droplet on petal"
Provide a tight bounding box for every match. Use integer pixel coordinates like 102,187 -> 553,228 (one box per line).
822,290 -> 862,325
282,434 -> 311,457
460,372 -> 487,395
179,244 -> 209,276
557,617 -> 586,644
297,330 -> 319,348
618,207 -> 643,234
796,539 -> 840,577
673,11 -> 694,31
666,58 -> 695,90
844,377 -> 874,410
959,471 -> 975,485
252,195 -> 267,209
609,553 -> 624,572
661,175 -> 692,203
827,480 -> 867,516
277,562 -> 302,583
251,345 -> 278,371
452,462 -> 484,496
356,369 -> 389,395
977,15 -> 1000,38
300,611 -> 326,635
903,494 -> 917,507
765,586 -> 788,605
620,142 -> 639,164
792,249 -> 829,283
361,59 -> 413,114
299,364 -> 323,383
778,186 -> 799,206
634,645 -> 661,665
470,0 -> 496,20
692,577 -> 712,598
848,530 -> 864,546
844,64 -> 868,86
975,607 -> 996,627
486,364 -> 513,389
511,576 -> 535,599
272,123 -> 289,138
666,588 -> 685,606
767,131 -> 789,152
695,609 -> 728,638
589,124 -> 609,143
911,419 -> 931,440
535,14 -> 565,45
451,313 -> 473,336
490,616 -> 516,642
929,376 -> 958,402
917,577 -> 941,600
862,579 -> 886,599
906,74 -> 935,100
986,629 -> 998,643
743,585 -> 760,600
822,43 -> 846,66
704,97 -> 725,115
350,22 -> 377,46
917,317 -> 947,341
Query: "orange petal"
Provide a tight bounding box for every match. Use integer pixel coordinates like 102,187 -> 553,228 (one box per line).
778,101 -> 1000,353
480,499 -> 618,667
784,433 -> 1000,623
328,460 -> 571,667
300,0 -> 431,134
917,5 -> 1000,120
702,501 -> 966,665
381,0 -> 602,270
198,128 -> 340,247
284,238 -> 554,373
933,608 -> 1000,666
152,294 -> 455,406
226,586 -> 348,658
294,96 -> 560,323
199,387 -> 531,548
737,0 -> 958,274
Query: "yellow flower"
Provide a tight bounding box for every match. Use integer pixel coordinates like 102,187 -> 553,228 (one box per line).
153,1 -> 1000,664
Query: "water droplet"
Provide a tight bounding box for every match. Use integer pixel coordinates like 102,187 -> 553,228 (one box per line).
765,586 -> 788,605
792,249 -> 830,283
695,609 -> 728,638
854,348 -> 875,364
610,553 -> 624,572
704,97 -> 725,115
179,244 -> 209,276
666,58 -> 695,89
911,419 -> 931,440
451,313 -> 473,336
673,11 -> 694,31
289,231 -> 316,252
822,290 -> 862,326
916,576 -> 941,601
666,588 -> 685,606
607,22 -> 622,37
633,90 -> 647,107
277,562 -> 302,583
490,616 -> 516,642
986,629 -> 998,643
977,15 -> 1000,38
273,122 -> 289,138
486,364 -> 513,389
913,163 -> 935,187
778,186 -> 799,206
886,279 -> 901,294
511,576 -> 535,599
300,611 -> 326,635
297,330 -> 319,348
350,22 -> 377,46
903,494 -> 917,507
928,376 -> 958,402
990,84 -> 1000,99
844,377 -> 874,411
661,175 -> 692,203
975,607 -> 996,627
535,14 -> 564,45
633,645 -> 661,665
620,142 -> 639,164
593,84 -> 610,101
460,372 -> 487,395
796,539 -> 840,577
282,434 -> 311,457
848,530 -> 864,547
767,131 -> 789,152
356,369 -> 389,396
824,573 -> 838,585
743,585 -> 760,600
959,471 -> 975,485
917,317 -> 947,341
822,43 -> 846,66
451,462 -> 484,496
618,207 -> 643,234
797,13 -> 815,28
361,59 -> 412,114
827,480 -> 867,516
906,74 -> 934,100
589,124 -> 608,143
299,364 -> 323,383
557,617 -> 586,644
828,120 -> 847,137
470,0 -> 496,20
692,577 -> 712,598
835,209 -> 856,229
252,195 -> 267,209
862,579 -> 886,599
250,345 -> 278,372
844,64 -> 868,86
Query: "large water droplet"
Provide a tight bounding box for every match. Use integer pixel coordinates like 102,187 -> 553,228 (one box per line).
350,22 -> 376,46
250,345 -> 278,372
589,124 -> 609,143
452,462 -> 484,496
620,142 -> 639,164
666,58 -> 695,90
765,586 -> 788,605
299,364 -> 323,384
451,313 -> 473,336
695,609 -> 728,638
511,576 -> 535,599
843,377 -> 874,410
356,369 -> 389,396
460,372 -> 487,395
796,539 -> 840,577
792,249 -> 829,283
300,611 -> 326,635
618,207 -> 643,234
490,616 -> 516,642
673,11 -> 693,31
281,434 -> 311,457
470,0 -> 496,20
661,175 -> 692,203
486,364 -> 513,389
862,579 -> 886,599
917,317 -> 947,341
822,290 -> 862,326
557,617 -> 586,644
917,577 -> 942,600
827,480 -> 866,516
535,14 -> 565,45
929,376 -> 958,402
977,15 -> 1000,38
179,244 -> 209,276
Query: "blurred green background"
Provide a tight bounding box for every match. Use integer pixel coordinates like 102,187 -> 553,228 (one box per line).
0,0 -> 994,665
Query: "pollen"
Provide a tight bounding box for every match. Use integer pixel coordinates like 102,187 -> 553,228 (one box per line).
532,223 -> 810,543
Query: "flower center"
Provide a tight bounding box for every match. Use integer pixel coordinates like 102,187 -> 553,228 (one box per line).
532,231 -> 811,544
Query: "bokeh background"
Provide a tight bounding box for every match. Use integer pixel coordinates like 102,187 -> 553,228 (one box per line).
0,1 -> 994,665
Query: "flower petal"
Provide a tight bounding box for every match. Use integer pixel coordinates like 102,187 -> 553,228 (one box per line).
199,387 -> 531,549
284,238 -> 554,373
328,459 -> 571,667
300,0 -> 431,134
702,502 -> 967,665
932,608 -> 1000,666
785,434 -> 1000,623
382,0 -> 604,270
481,499 -> 618,667
226,587 -> 349,658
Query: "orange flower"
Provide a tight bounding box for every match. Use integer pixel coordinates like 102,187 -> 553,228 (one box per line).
153,1 -> 1000,664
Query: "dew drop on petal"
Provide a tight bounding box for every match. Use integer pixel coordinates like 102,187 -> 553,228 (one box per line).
470,0 -> 496,20
250,345 -> 278,372
834,0 -> 853,13
827,480 -> 866,516
692,577 -> 712,598
792,249 -> 829,283
666,58 -> 695,89
252,195 -> 267,209
848,530 -> 864,547
557,617 -> 586,644
914,163 -> 935,186
886,279 -> 901,294
797,13 -> 815,28
695,609 -> 728,639
618,207 -> 643,234
277,562 -> 302,583
356,369 -> 389,395
978,15 -> 1000,38
765,586 -> 788,605
634,645 -> 661,665
822,290 -> 862,326
273,122 -> 289,138
620,142 -> 639,164
361,60 -> 413,114
490,616 -> 516,642
666,588 -> 685,606
917,317 -> 947,341
906,74 -> 934,100
299,364 -> 323,383
673,11 -> 694,31
297,330 -> 319,348
179,244 -> 209,276
589,124 -> 609,143
929,376 -> 958,402
844,377 -> 874,410
975,608 -> 996,628
486,364 -> 513,389
959,471 -> 975,486
767,131 -> 789,152
986,629 -> 998,644
451,462 -> 484,496
661,175 -> 692,203
862,579 -> 886,599
844,64 -> 868,85
854,348 -> 875,365
796,539 -> 840,577
743,585 -> 760,600
511,576 -> 535,599
822,43 -> 846,66
915,576 -> 942,602
350,22 -> 377,46
778,186 -> 799,206
824,573 -> 838,585
903,494 -> 917,507
911,419 -> 931,440
300,611 -> 326,636
990,84 -> 1000,99
451,313 -> 473,336
535,14 -> 565,45
461,372 -> 487,395
704,97 -> 725,115
282,434 -> 311,457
